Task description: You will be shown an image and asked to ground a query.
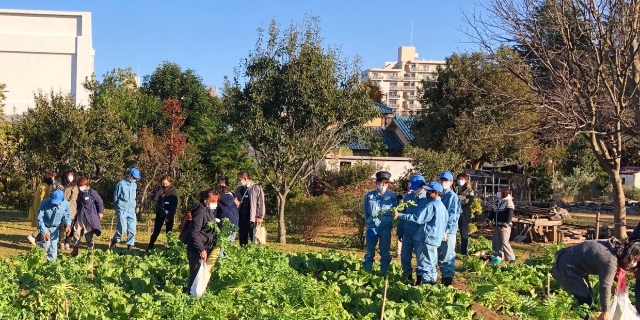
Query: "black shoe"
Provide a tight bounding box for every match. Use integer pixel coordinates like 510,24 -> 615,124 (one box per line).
415,277 -> 422,286
405,275 -> 414,285
442,277 -> 453,287
147,244 -> 154,251
109,240 -> 117,248
127,245 -> 133,250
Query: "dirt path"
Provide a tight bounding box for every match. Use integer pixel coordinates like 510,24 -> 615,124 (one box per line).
452,277 -> 512,320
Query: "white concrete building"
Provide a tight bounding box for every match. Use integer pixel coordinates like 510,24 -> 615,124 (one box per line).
620,167 -> 640,189
361,47 -> 444,115
322,155 -> 414,181
0,9 -> 94,114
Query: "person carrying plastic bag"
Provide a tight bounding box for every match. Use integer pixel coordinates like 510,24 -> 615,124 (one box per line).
551,237 -> 640,320
184,188 -> 218,297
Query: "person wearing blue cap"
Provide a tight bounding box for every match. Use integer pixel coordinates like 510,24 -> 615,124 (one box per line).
37,189 -> 71,261
362,171 -> 398,273
437,171 -> 462,286
394,177 -> 447,285
110,167 -> 140,249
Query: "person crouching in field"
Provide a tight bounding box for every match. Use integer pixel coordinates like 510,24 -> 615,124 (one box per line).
70,177 -> 104,256
27,170 -> 56,246
362,171 -> 397,274
37,190 -> 71,261
552,237 -> 640,320
184,189 -> 219,293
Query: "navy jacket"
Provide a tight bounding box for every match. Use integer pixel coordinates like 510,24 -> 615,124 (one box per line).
217,193 -> 239,227
187,204 -> 217,254
75,188 -> 105,236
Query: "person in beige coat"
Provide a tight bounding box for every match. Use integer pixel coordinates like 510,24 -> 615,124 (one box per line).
234,172 -> 265,246
27,171 -> 56,246
59,170 -> 79,250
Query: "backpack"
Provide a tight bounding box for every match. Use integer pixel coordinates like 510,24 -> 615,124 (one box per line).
178,211 -> 193,244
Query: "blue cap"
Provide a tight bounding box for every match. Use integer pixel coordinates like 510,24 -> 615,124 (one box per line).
409,175 -> 426,191
424,181 -> 444,193
439,171 -> 454,181
51,189 -> 64,205
129,167 -> 141,179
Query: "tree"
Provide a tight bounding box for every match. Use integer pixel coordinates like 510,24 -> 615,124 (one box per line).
467,0 -> 640,237
412,50 -> 538,168
84,68 -> 164,131
0,83 -> 6,117
163,99 -> 187,175
404,147 -> 466,181
361,80 -> 384,103
16,91 -> 131,182
143,62 -> 251,181
223,16 -> 377,243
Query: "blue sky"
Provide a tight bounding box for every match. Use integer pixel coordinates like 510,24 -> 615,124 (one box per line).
3,0 -> 482,89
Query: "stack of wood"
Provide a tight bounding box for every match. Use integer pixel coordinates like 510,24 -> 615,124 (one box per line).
514,204 -> 571,221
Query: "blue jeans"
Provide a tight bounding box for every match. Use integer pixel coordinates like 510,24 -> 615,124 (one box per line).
219,231 -> 237,258
112,211 -> 136,246
421,244 -> 439,283
438,233 -> 457,279
400,233 -> 419,275
40,226 -> 60,261
363,225 -> 392,273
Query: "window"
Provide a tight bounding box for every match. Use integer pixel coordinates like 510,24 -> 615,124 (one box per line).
339,162 -> 352,170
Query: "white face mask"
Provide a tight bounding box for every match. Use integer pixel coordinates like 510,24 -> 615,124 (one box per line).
208,203 -> 217,210
79,186 -> 88,192
68,176 -> 74,182
377,185 -> 387,193
633,261 -> 638,268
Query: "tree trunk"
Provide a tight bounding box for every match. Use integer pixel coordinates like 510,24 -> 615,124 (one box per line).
611,169 -> 627,239
276,192 -> 288,244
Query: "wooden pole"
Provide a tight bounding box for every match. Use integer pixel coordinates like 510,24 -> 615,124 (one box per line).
380,279 -> 388,320
547,273 -> 551,298
595,212 -> 601,240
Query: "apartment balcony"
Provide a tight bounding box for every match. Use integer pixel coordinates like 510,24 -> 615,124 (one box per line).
402,85 -> 416,90
388,93 -> 400,98
388,103 -> 399,108
389,85 -> 398,90
371,75 -> 385,80
403,75 -> 416,80
387,75 -> 400,80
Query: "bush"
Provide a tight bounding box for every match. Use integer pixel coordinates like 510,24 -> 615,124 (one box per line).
0,174 -> 33,211
555,167 -> 608,202
311,161 -> 377,196
404,147 -> 465,181
624,185 -> 640,201
286,196 -> 340,241
335,181 -> 371,248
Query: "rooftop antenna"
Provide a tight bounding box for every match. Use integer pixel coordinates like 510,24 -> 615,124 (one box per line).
410,22 -> 413,46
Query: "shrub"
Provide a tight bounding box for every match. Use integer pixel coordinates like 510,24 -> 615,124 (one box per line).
286,195 -> 340,241
624,185 -> 640,201
311,161 -> 377,196
335,181 -> 371,248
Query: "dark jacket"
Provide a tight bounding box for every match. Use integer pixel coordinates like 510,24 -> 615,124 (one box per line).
630,222 -> 640,241
153,185 -> 178,217
457,184 -> 475,219
486,195 -> 515,227
217,193 -> 239,227
186,204 -> 217,254
74,188 -> 105,236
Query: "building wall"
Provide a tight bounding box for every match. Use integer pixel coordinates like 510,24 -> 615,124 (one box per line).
620,174 -> 640,188
0,9 -> 94,114
322,155 -> 414,181
361,46 -> 444,115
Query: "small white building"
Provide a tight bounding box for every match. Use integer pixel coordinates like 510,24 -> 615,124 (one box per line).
620,167 -> 640,189
0,9 -> 94,114
322,155 -> 414,181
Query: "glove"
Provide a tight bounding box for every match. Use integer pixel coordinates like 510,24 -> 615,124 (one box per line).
443,233 -> 448,242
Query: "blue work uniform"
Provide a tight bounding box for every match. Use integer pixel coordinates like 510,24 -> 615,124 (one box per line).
37,198 -> 71,261
438,188 -> 462,279
112,179 -> 138,246
362,189 -> 398,273
398,194 -> 447,283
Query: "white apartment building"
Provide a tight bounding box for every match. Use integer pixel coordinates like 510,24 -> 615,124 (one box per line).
0,9 -> 94,115
361,46 -> 444,115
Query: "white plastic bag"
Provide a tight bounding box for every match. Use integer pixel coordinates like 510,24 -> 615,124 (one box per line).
608,269 -> 640,320
253,222 -> 267,245
190,259 -> 210,298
